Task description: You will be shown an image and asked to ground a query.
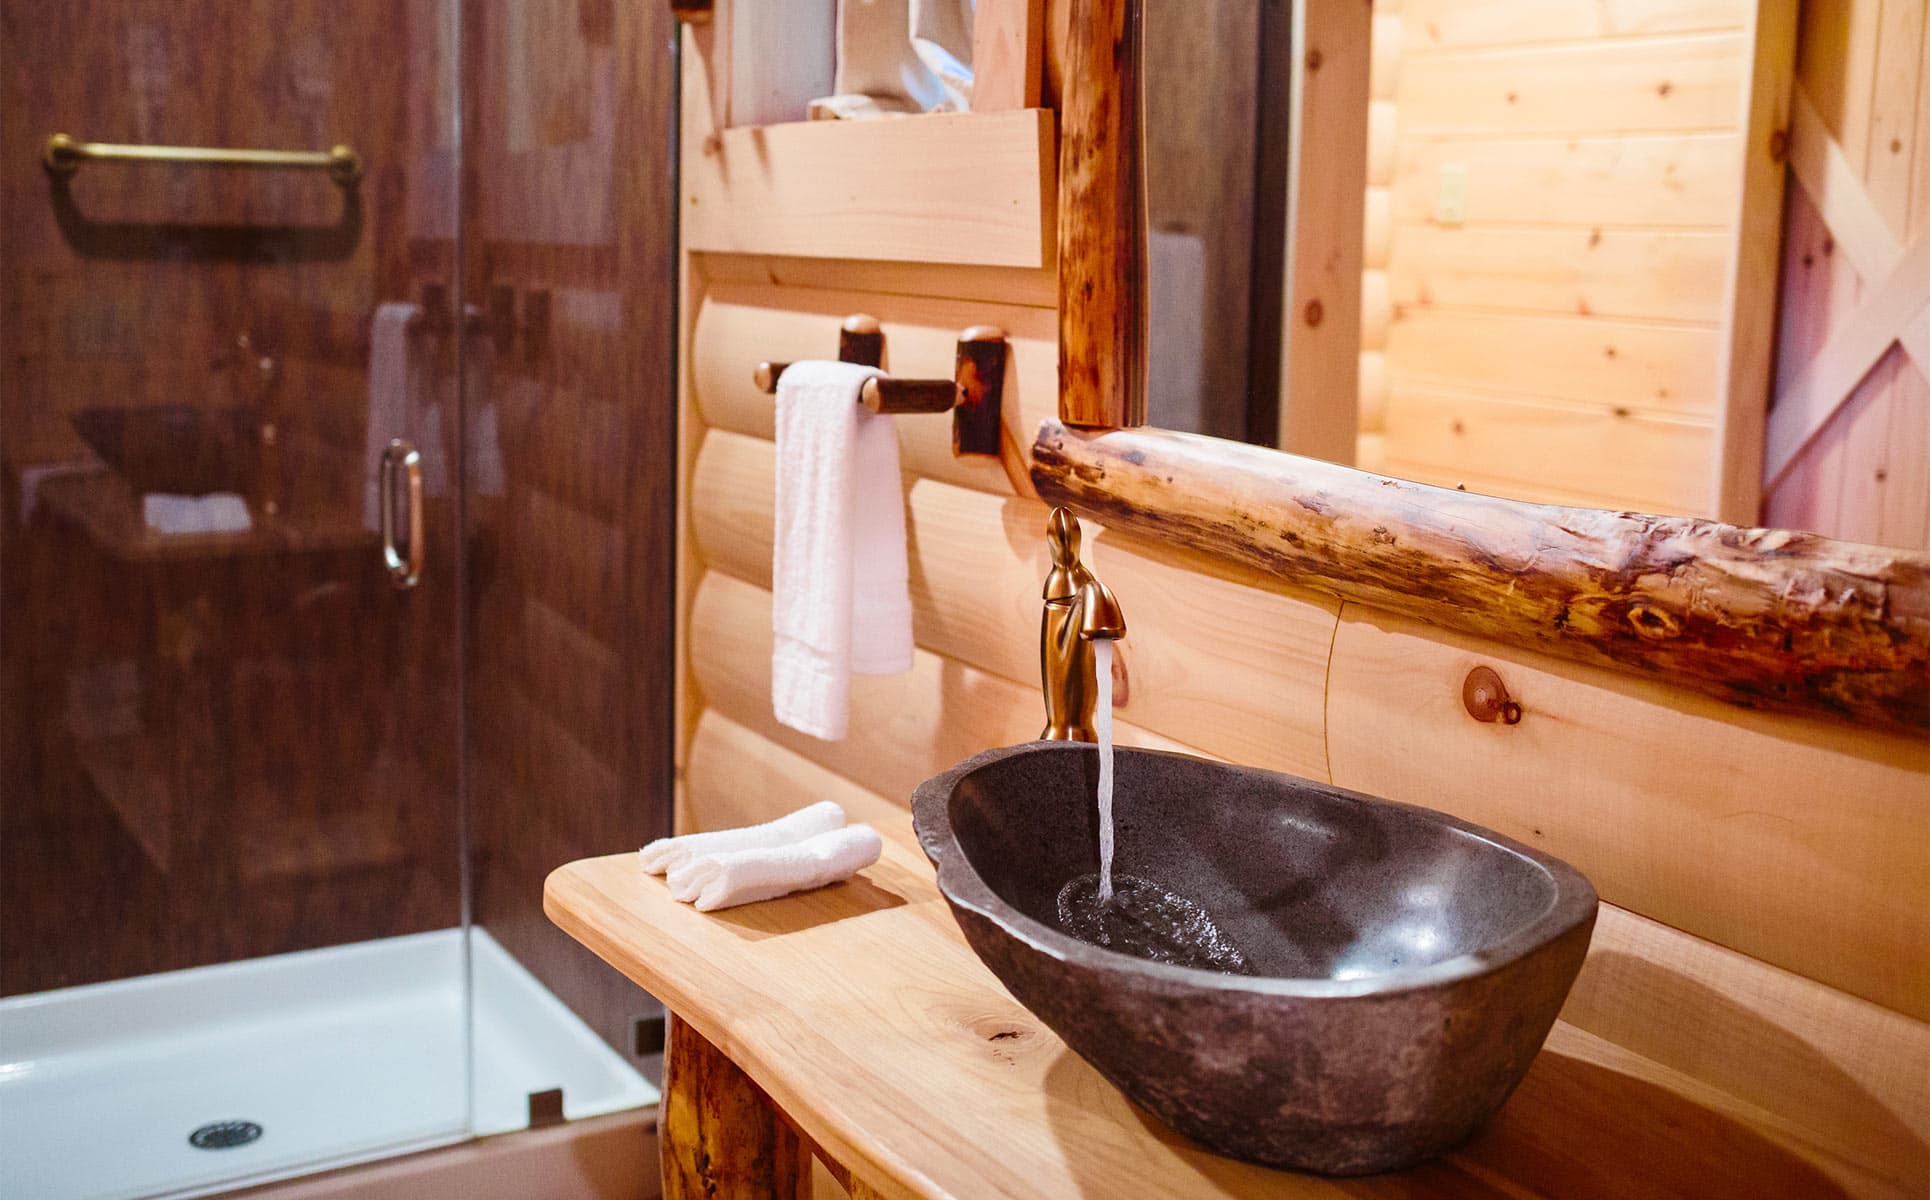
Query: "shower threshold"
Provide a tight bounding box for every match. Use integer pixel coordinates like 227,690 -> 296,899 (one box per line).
0,928 -> 658,1200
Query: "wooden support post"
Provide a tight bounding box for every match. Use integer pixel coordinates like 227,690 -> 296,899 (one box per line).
1056,0 -> 1146,430
661,1015 -> 809,1200
1278,0 -> 1370,463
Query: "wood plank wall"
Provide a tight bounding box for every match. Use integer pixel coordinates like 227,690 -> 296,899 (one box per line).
1376,0 -> 1759,515
1764,0 -> 1930,551
675,16 -> 1930,1193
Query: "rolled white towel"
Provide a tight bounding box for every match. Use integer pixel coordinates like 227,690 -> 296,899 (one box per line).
637,801 -> 846,876
143,492 -> 252,535
665,825 -> 883,912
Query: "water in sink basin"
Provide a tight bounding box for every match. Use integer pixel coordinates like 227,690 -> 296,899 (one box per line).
1056,641 -> 1253,974
1055,872 -> 1252,973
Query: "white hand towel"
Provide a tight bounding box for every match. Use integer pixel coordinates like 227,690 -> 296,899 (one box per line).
665,825 -> 884,912
772,361 -> 914,741
142,492 -> 252,535
638,801 -> 847,876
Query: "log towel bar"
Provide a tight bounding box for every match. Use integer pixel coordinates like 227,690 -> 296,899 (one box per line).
753,314 -> 1008,456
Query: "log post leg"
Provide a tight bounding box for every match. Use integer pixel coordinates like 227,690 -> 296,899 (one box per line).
661,1014 -> 809,1199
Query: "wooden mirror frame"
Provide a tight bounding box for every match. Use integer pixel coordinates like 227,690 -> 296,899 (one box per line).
1038,0 -> 1929,736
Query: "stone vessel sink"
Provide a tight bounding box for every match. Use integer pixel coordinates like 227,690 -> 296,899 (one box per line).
912,742 -> 1598,1176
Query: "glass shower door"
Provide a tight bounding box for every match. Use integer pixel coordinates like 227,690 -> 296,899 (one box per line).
0,4 -> 471,1196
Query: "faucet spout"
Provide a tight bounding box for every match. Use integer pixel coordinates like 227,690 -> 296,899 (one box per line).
1040,507 -> 1127,742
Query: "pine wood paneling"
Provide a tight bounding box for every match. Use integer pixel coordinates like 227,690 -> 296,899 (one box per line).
1379,385 -> 1714,514
1565,905 -> 1930,1195
683,710 -> 901,835
691,281 -> 1058,495
688,570 -> 1200,808
1376,3 -> 1771,517
1388,309 -> 1722,414
1391,133 -> 1743,228
689,429 -> 1336,779
682,109 -> 1057,268
1325,606 -> 1930,1023
1396,34 -> 1750,137
1402,0 -> 1748,49
1387,225 -> 1733,322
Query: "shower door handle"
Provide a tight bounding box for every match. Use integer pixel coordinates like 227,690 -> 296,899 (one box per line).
380,438 -> 423,589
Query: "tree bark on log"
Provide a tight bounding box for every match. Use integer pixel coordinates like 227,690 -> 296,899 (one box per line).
661,1015 -> 809,1200
1056,0 -> 1145,429
1032,420 -> 1930,735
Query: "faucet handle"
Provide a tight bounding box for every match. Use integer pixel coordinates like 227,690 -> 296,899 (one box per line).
1043,506 -> 1085,600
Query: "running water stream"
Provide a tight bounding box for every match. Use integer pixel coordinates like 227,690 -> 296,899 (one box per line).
1094,640 -> 1116,903
1054,640 -> 1253,974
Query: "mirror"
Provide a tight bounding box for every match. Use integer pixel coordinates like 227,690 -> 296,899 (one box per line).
1141,1 -> 1927,553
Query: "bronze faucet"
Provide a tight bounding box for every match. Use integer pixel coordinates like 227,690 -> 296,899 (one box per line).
1040,507 -> 1127,741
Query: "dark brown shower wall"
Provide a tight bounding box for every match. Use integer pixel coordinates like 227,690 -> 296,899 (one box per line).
0,1 -> 464,994
0,0 -> 677,1069
456,0 -> 677,1065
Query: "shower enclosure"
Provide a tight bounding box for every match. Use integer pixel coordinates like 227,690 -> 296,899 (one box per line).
0,4 -> 675,1197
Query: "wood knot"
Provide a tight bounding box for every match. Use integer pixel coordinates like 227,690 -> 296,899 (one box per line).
1304,298 -> 1325,327
1305,48 -> 1324,70
1625,604 -> 1682,640
1769,129 -> 1789,163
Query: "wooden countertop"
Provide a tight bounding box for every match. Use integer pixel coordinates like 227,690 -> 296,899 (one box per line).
545,815 -> 1871,1199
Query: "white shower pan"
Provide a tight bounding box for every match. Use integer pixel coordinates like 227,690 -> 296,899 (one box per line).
0,928 -> 658,1200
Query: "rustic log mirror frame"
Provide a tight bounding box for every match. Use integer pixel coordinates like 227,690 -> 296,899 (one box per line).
1036,0 -> 1929,737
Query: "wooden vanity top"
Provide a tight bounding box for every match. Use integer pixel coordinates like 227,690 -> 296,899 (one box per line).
545,815 -> 1873,1199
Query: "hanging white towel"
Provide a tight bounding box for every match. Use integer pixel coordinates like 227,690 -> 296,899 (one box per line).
637,801 -> 847,876
772,361 -> 914,741
664,825 -> 884,912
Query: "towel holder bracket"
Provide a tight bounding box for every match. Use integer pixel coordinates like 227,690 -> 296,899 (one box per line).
752,313 -> 1007,457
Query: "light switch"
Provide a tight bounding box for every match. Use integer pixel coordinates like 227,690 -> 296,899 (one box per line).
1436,164 -> 1468,227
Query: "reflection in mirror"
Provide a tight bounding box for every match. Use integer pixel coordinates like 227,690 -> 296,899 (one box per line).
1142,1 -> 1927,554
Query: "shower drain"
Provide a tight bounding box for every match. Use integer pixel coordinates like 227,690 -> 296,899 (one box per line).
189,1120 -> 263,1150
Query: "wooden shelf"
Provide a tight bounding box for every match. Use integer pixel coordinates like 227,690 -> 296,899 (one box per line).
682,110 -> 1056,268
546,812 -> 1888,1199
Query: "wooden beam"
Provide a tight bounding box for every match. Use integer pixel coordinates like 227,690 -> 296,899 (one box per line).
1710,0 -> 1797,525
1056,0 -> 1146,428
1786,85 -> 1903,284
1764,234 -> 1930,486
1279,0 -> 1370,463
1031,420 -> 1930,735
661,1015 -> 809,1200
970,0 -> 1045,111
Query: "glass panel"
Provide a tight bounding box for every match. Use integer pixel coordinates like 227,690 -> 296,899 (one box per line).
457,0 -> 671,1132
0,4 -> 468,1197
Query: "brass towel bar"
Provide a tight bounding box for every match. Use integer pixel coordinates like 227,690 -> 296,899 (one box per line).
754,314 -> 1008,457
43,133 -> 362,186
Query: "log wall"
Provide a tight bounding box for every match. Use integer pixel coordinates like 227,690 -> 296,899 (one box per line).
673,16 -> 1930,1195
